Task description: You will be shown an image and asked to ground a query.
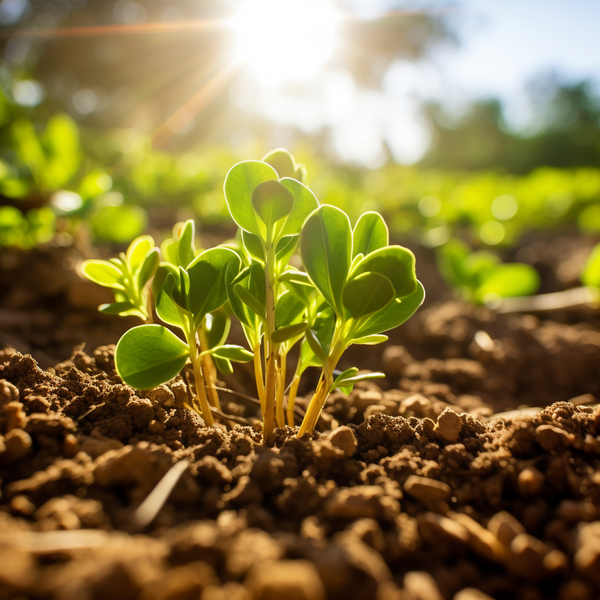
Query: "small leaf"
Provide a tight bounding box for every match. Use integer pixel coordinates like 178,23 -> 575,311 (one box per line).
476,263 -> 540,304
126,235 -> 154,272
279,178 -> 319,238
205,310 -> 231,349
210,345 -> 254,362
271,322 -> 307,344
151,262 -> 178,301
262,148 -> 296,179
343,271 -> 395,319
213,356 -> 233,375
352,212 -> 388,259
251,180 -> 294,237
331,367 -> 358,391
275,235 -> 298,266
436,239 -> 471,289
275,290 -> 306,327
581,242 -> 600,289
241,230 -> 265,263
137,248 -> 159,290
156,273 -> 185,328
278,269 -> 313,287
300,205 -> 352,316
178,219 -> 196,268
350,334 -> 388,345
234,284 -> 267,322
331,370 -> 385,394
98,301 -> 137,315
224,160 -> 279,236
81,260 -> 125,290
351,246 -> 417,299
305,328 -> 327,365
115,325 -> 189,390
229,263 -> 266,329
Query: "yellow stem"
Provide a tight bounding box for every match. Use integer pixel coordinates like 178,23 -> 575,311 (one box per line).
188,334 -> 214,427
287,373 -> 301,428
275,353 -> 286,429
253,345 -> 266,414
263,350 -> 276,444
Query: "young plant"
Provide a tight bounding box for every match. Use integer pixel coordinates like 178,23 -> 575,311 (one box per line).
81,235 -> 160,320
223,149 -> 317,442
114,245 -> 253,426
436,238 -> 539,306
296,208 -> 425,435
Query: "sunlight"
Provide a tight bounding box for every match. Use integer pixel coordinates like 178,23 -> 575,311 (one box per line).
230,0 -> 341,86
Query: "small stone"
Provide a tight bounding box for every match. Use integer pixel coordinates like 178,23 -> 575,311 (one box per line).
4,401 -> 27,430
404,475 -> 451,502
325,485 -> 400,521
245,560 -> 326,600
535,424 -> 574,451
543,549 -> 568,573
453,589 -> 495,600
418,512 -> 469,546
145,385 -> 175,407
517,467 -> 545,497
10,494 -> 35,516
451,513 -> 506,562
487,511 -> 525,546
62,433 -> 80,457
400,394 -> 432,418
434,408 -> 463,443
568,393 -> 595,406
327,427 -> 357,458
507,533 -> 549,580
353,389 -> 384,414
403,571 -> 444,600
1,428 -> 32,464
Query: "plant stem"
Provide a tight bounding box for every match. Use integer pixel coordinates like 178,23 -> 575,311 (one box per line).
262,238 -> 278,444
198,328 -> 221,410
297,373 -> 331,436
287,373 -> 301,427
275,353 -> 286,428
253,344 -> 266,413
186,330 -> 214,427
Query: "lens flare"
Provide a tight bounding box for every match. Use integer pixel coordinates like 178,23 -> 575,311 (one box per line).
230,0 -> 340,86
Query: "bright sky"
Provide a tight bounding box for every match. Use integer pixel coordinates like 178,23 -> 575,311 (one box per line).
233,0 -> 600,167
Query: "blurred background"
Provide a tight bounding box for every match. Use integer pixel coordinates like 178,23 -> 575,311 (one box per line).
0,0 -> 599,249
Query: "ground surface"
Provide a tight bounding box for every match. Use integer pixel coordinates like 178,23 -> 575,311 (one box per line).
1,239 -> 600,600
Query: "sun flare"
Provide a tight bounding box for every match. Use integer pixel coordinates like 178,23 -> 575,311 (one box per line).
230,0 -> 341,86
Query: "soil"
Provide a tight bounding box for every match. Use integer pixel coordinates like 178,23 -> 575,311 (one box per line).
1,238 -> 600,600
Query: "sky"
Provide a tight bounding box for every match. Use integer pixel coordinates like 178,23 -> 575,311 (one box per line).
233,0 -> 600,167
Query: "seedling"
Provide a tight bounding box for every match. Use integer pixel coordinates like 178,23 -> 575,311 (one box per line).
81,235 -> 160,321
436,238 -> 539,306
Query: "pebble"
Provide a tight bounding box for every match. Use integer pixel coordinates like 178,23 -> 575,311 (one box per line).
507,533 -> 549,580
487,511 -> 525,546
0,379 -> 19,405
327,427 -> 357,459
325,486 -> 400,521
535,425 -> 574,451
453,589 -> 496,600
434,408 -> 463,443
418,512 -> 470,545
145,385 -> 176,407
517,467 -> 545,497
404,475 -> 451,502
403,571 -> 444,600
381,345 -> 414,376
352,390 -> 384,414
1,428 -> 33,464
245,560 -> 326,600
451,513 -> 506,562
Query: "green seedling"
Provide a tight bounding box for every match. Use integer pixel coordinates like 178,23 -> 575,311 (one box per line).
437,238 -> 539,306
114,245 -> 253,426
81,235 -> 160,320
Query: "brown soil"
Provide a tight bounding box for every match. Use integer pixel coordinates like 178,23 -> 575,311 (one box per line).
1,242 -> 600,600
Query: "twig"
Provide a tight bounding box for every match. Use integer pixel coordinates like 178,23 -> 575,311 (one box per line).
493,286 -> 599,314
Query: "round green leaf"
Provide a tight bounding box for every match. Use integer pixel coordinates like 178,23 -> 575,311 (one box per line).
582,242 -> 600,289
476,263 -> 540,304
81,259 -> 125,290
126,235 -> 154,272
279,178 -> 319,238
177,219 -> 196,268
251,180 -> 294,235
224,160 -> 278,236
343,271 -> 395,319
210,345 -> 254,362
262,148 -> 296,179
300,205 -> 352,316
115,325 -> 189,390
137,248 -> 160,290
352,212 -> 389,259
351,246 -> 417,299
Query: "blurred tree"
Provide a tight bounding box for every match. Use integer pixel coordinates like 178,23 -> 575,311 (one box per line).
420,78 -> 600,173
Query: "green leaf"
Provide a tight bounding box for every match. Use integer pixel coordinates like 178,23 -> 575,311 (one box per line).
351,246 -> 417,299
436,239 -> 471,289
234,284 -> 267,322
152,262 -> 178,301
262,148 -> 296,179
352,212 -> 389,259
463,251 -> 501,289
213,356 -> 233,376
126,235 -> 154,272
210,345 -> 253,362
115,324 -> 189,390
275,235 -> 298,267
81,260 -> 125,290
331,367 -> 358,390
98,301 -> 137,315
476,263 -> 540,304
305,327 -> 327,365
279,178 -> 319,238
156,273 -> 185,328
187,247 -> 240,325
356,280 -> 425,337
581,242 -> 600,289
178,219 -> 196,268
138,248 -> 159,290
350,334 -> 388,345
271,322 -> 307,344
229,262 -> 266,329
91,205 -> 147,244
343,271 -> 395,319
300,205 -> 352,316
275,290 -> 306,327
331,370 -> 385,395
161,238 -> 179,268
224,160 -> 279,236
241,230 -> 265,264
251,180 -> 294,238
205,309 -> 231,349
